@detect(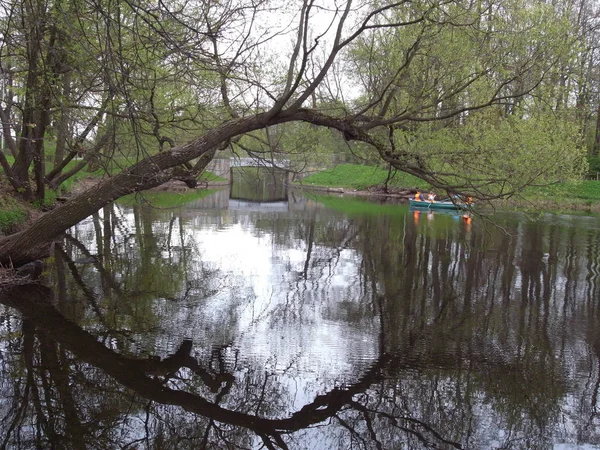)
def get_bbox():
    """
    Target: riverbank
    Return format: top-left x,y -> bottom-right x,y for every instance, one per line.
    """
295,164 -> 600,214
295,163 -> 428,193
0,186 -> 37,236
291,182 -> 418,199
0,170 -> 229,236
